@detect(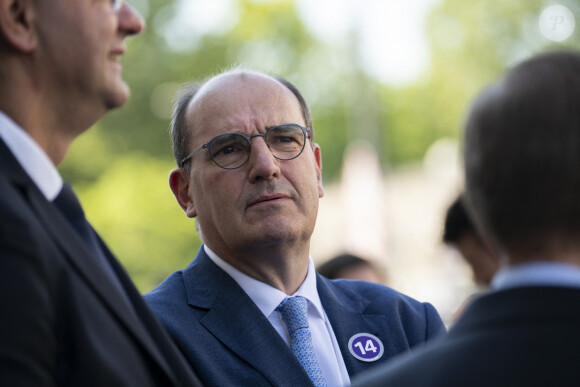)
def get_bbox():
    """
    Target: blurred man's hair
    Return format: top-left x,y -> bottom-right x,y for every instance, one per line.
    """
464,50 -> 580,256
